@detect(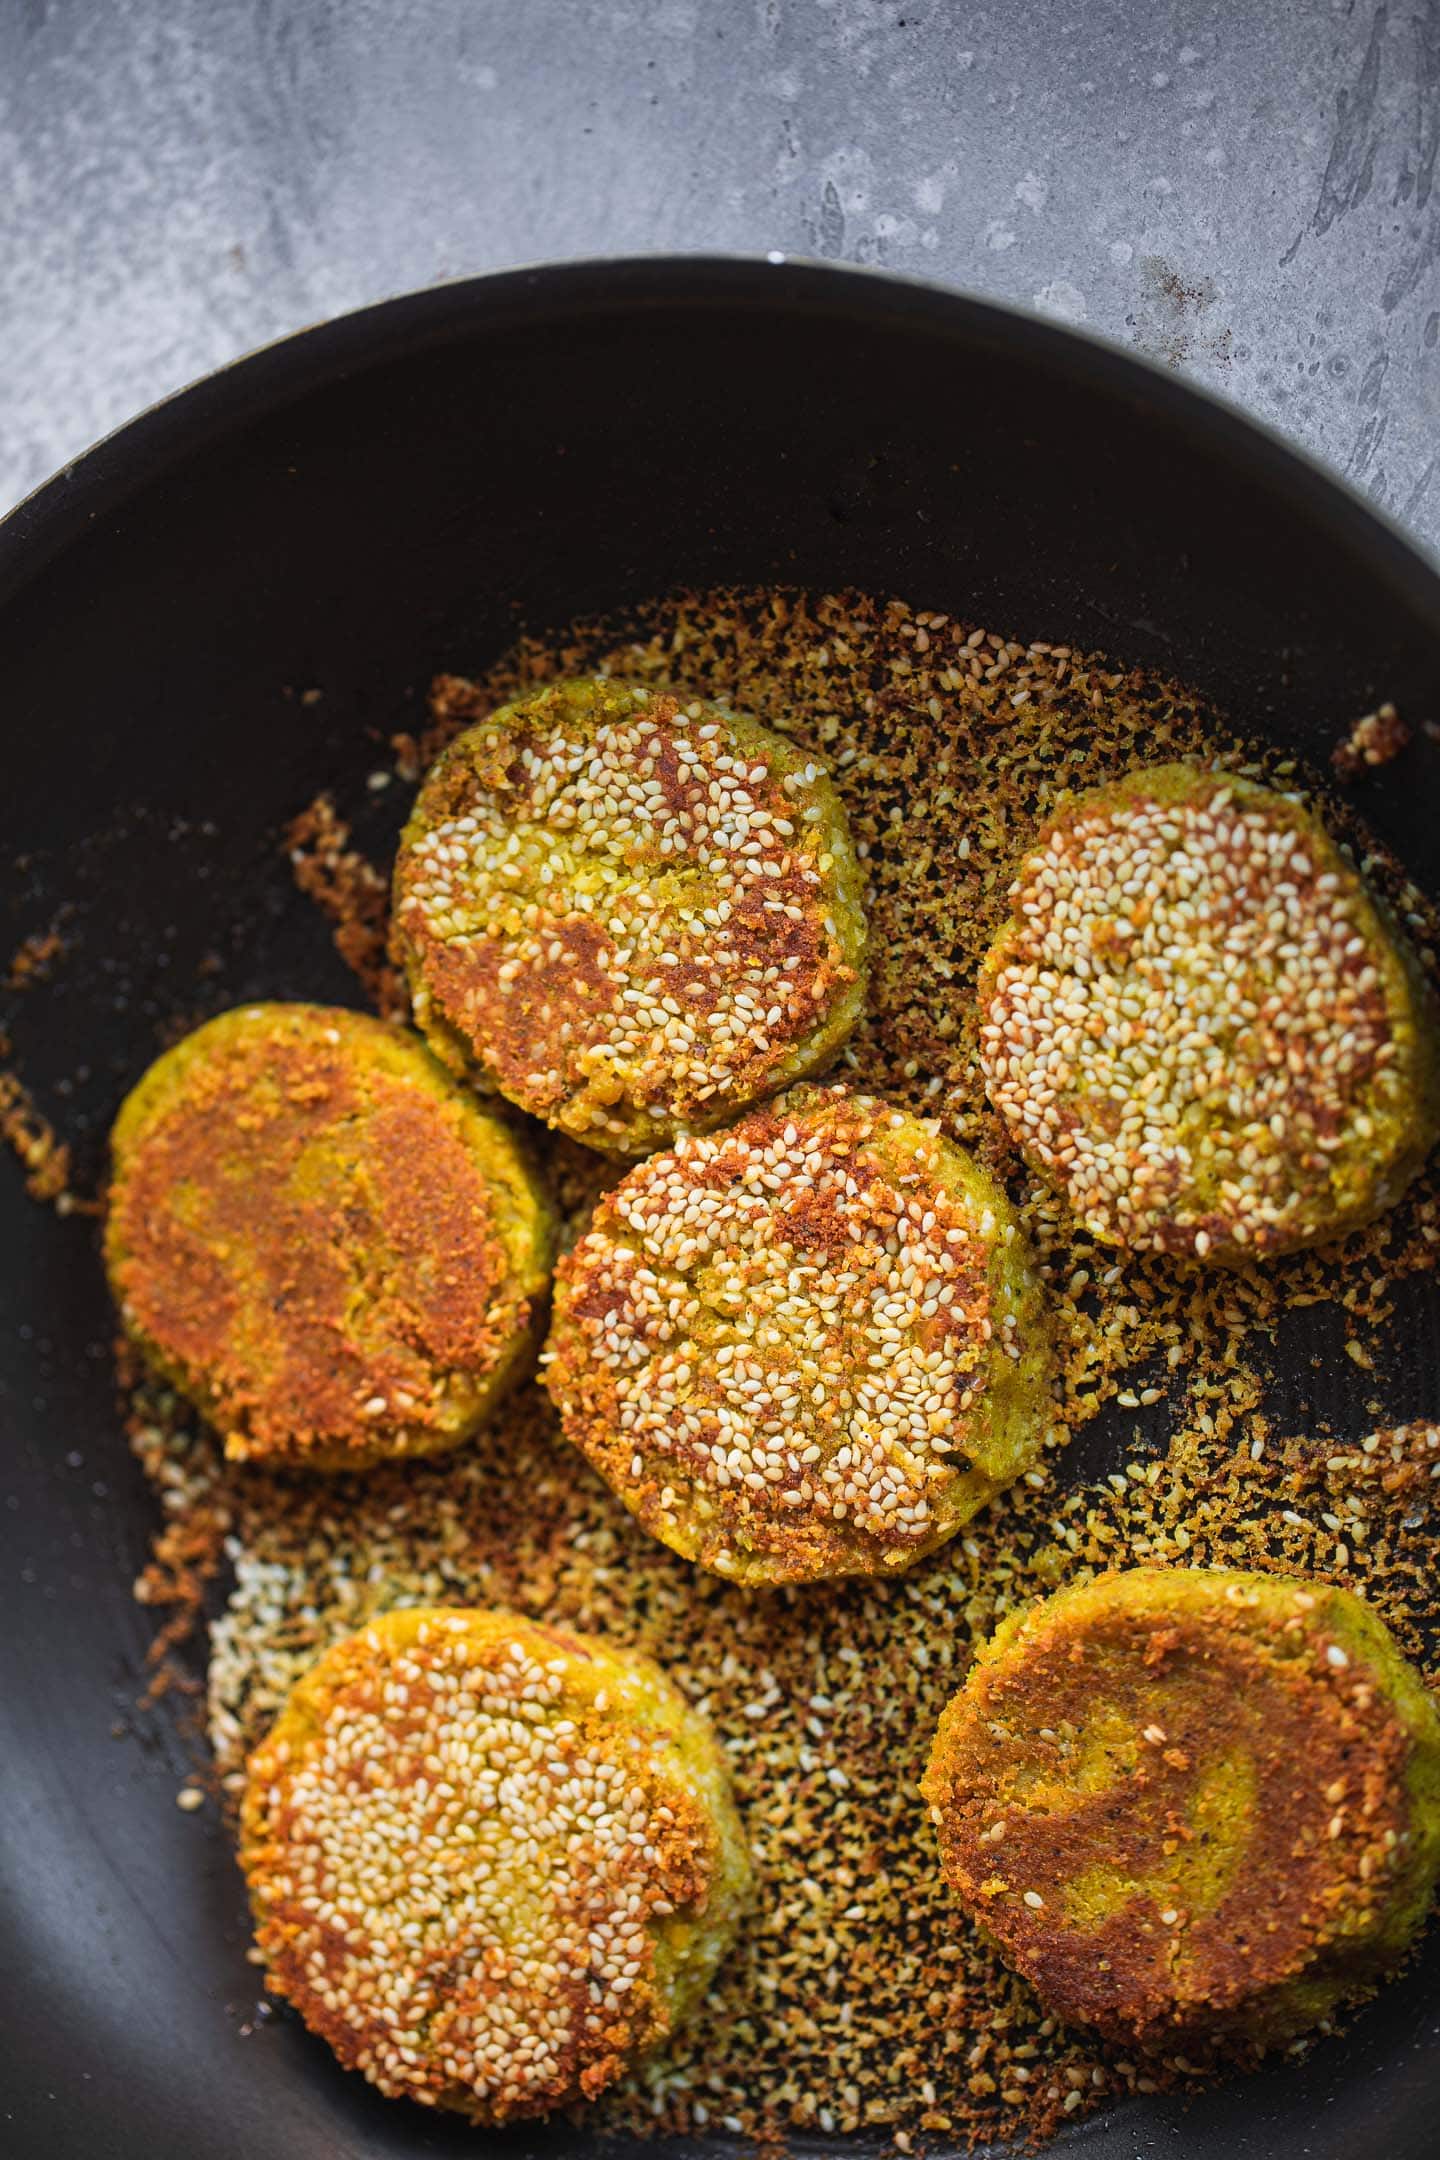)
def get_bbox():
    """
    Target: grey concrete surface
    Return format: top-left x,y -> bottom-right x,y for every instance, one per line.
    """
1,0 -> 1437,546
